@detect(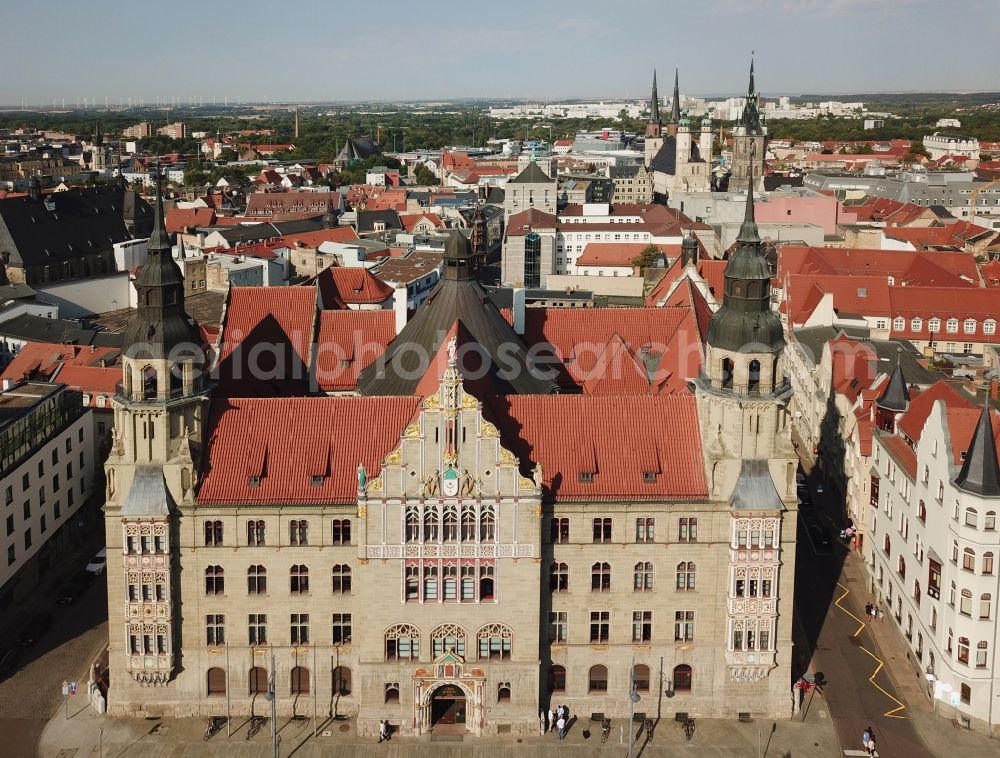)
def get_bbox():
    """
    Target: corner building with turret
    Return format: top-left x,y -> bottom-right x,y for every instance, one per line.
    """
103,176 -> 798,736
